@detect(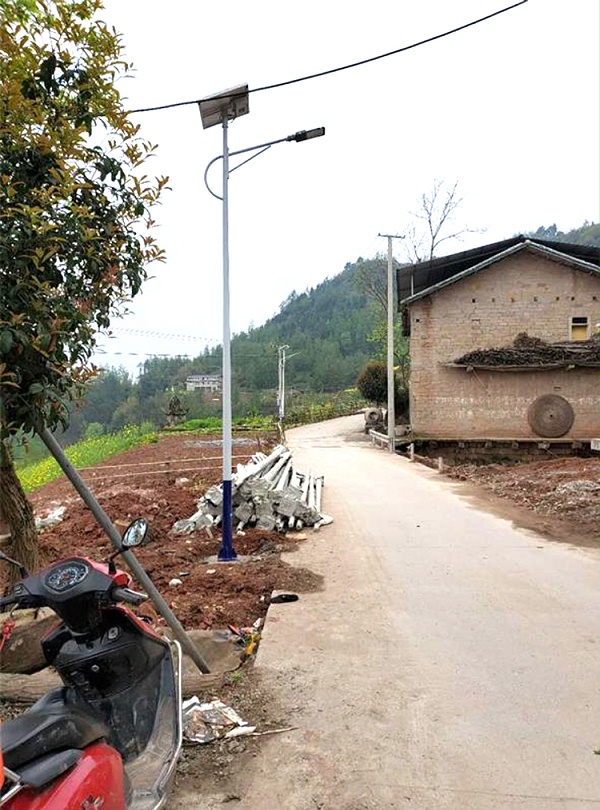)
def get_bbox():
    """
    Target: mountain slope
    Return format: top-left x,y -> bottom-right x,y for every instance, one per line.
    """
230,261 -> 377,392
